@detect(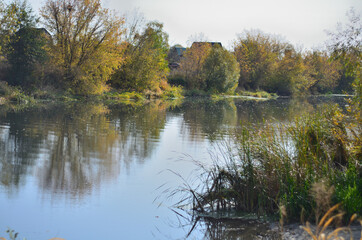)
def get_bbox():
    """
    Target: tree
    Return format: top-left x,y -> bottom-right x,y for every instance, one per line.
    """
41,0 -> 125,95
177,42 -> 212,89
327,8 -> 361,100
111,21 -> 169,93
303,51 -> 341,94
0,0 -> 38,56
264,45 -> 305,96
233,30 -> 282,90
7,27 -> 50,86
202,45 -> 240,93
